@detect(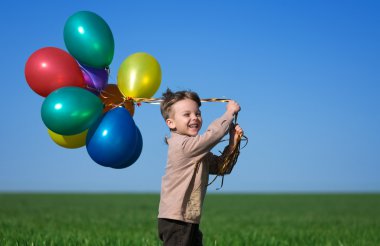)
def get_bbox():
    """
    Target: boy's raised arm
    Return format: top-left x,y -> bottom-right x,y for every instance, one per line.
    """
181,100 -> 241,158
